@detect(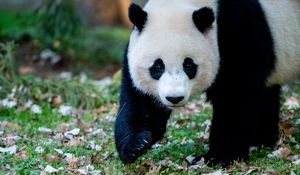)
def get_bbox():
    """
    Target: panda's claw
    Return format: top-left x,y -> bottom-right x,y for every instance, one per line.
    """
143,139 -> 149,144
